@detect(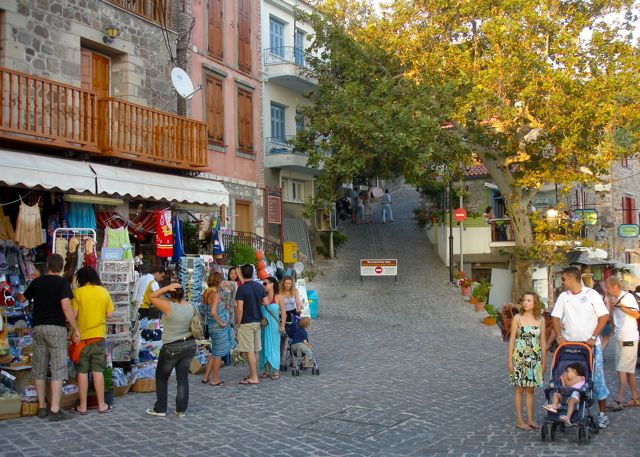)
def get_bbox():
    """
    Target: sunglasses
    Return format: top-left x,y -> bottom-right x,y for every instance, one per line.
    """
263,281 -> 269,286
